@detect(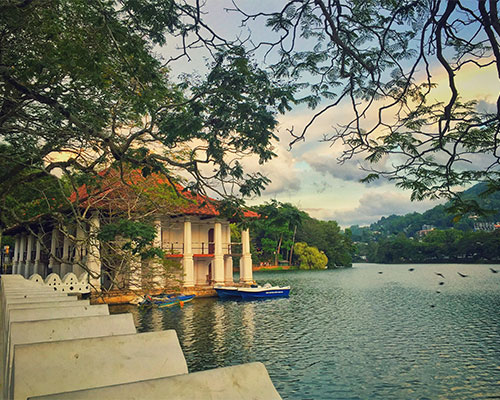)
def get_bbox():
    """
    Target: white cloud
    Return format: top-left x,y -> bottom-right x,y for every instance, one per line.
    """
301,149 -> 390,187
240,141 -> 301,196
